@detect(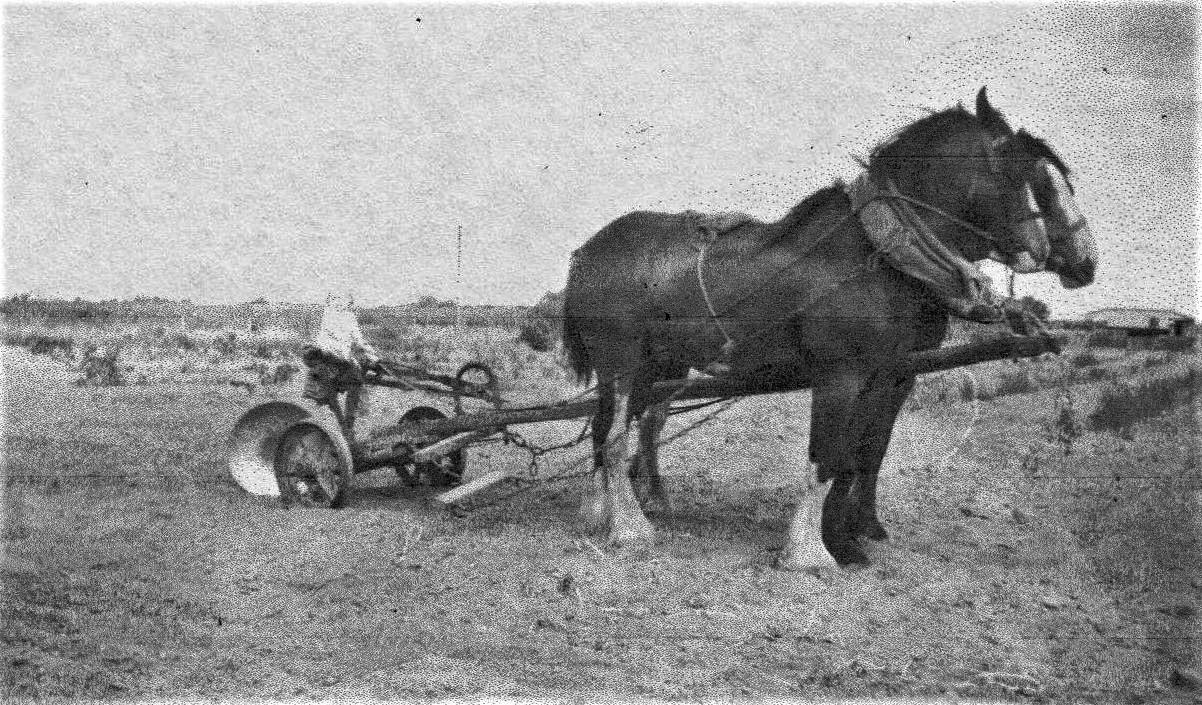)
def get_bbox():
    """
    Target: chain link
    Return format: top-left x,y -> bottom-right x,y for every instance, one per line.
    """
499,419 -> 594,478
450,395 -> 739,513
